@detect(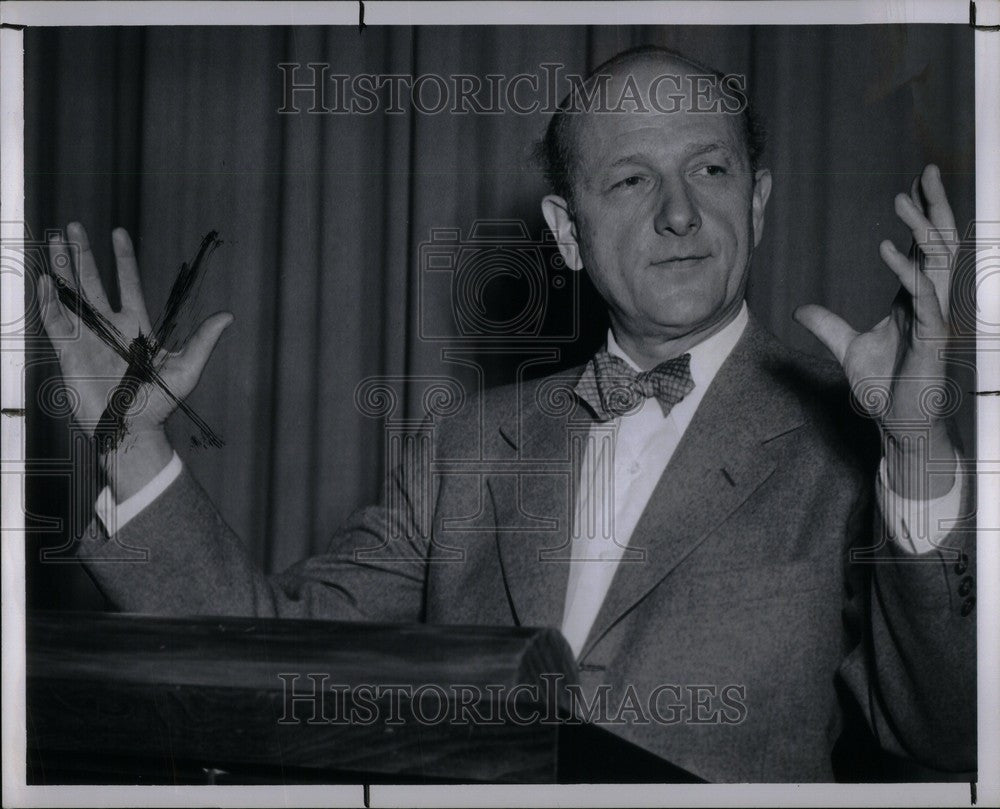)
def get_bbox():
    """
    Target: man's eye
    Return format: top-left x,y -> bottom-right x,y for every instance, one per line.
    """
695,165 -> 727,177
613,175 -> 647,190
